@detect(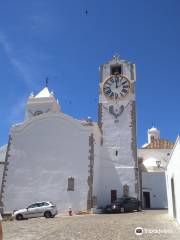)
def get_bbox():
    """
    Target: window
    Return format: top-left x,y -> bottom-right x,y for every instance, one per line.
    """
111,65 -> 122,75
115,150 -> 118,156
150,135 -> 155,142
34,110 -> 43,116
43,202 -> 49,206
67,177 -> 75,191
27,203 -> 39,208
